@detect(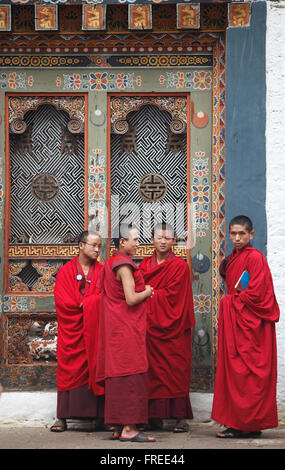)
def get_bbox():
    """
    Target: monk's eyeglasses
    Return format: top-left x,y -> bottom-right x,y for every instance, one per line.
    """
83,242 -> 101,248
